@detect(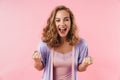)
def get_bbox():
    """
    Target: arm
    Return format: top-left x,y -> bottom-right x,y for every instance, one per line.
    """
33,41 -> 48,71
77,39 -> 92,72
34,60 -> 44,71
78,64 -> 88,72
